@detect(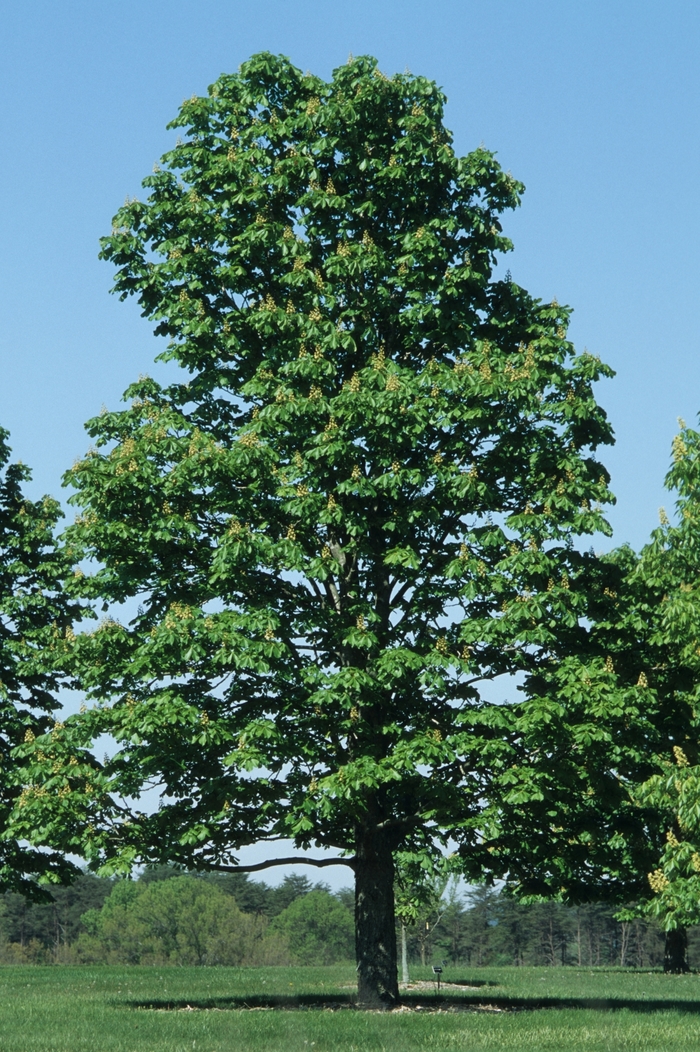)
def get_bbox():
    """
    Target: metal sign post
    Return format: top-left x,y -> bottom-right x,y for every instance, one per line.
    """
432,965 -> 443,993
